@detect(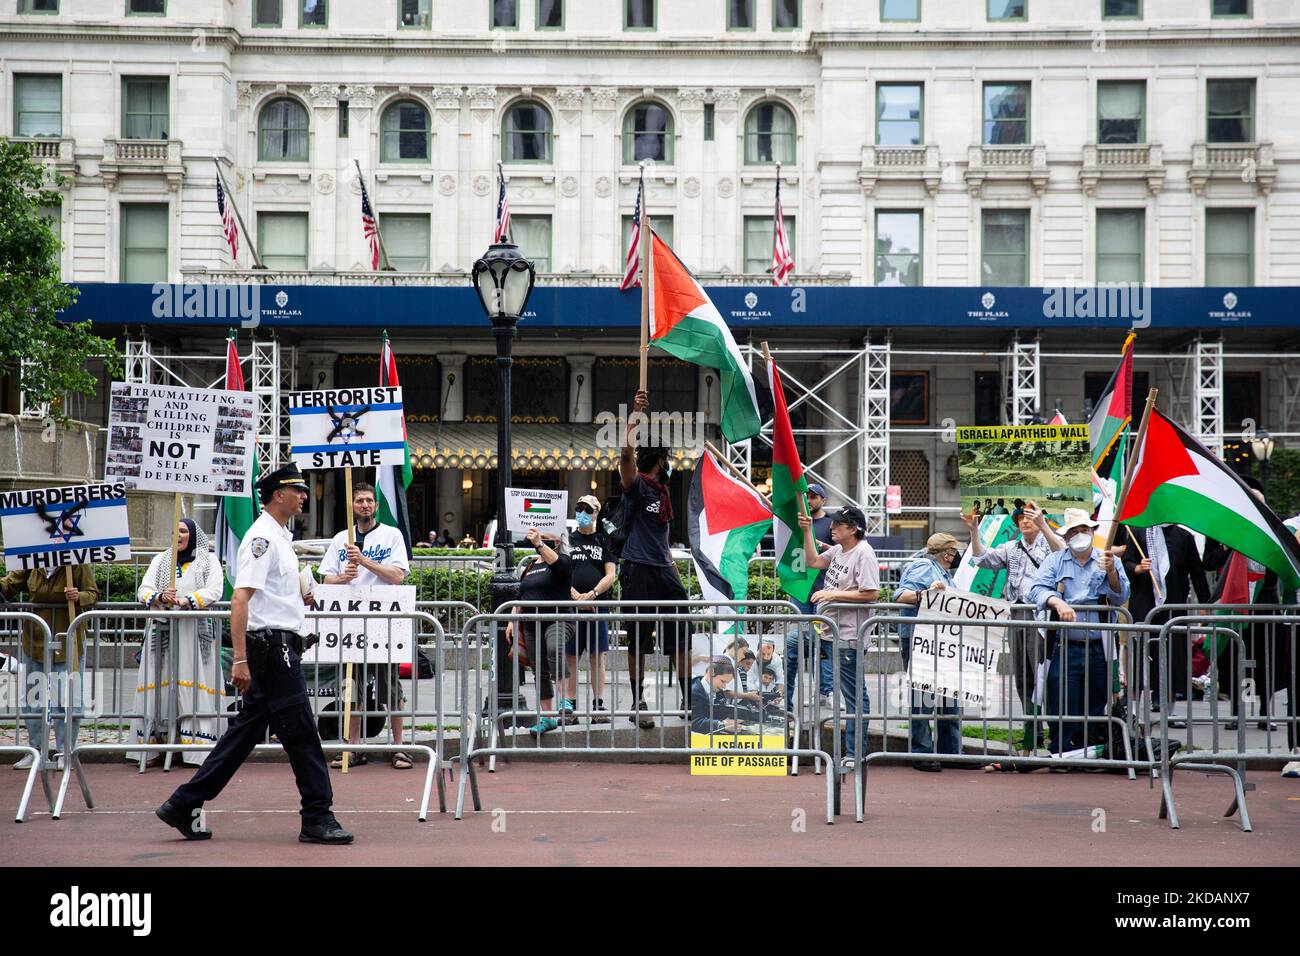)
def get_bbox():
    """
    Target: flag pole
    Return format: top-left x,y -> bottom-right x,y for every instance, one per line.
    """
355,159 -> 395,271
214,159 -> 264,269
341,466 -> 356,773
704,441 -> 772,509
1104,388 -> 1158,550
761,341 -> 808,520
771,163 -> 781,282
639,202 -> 652,394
